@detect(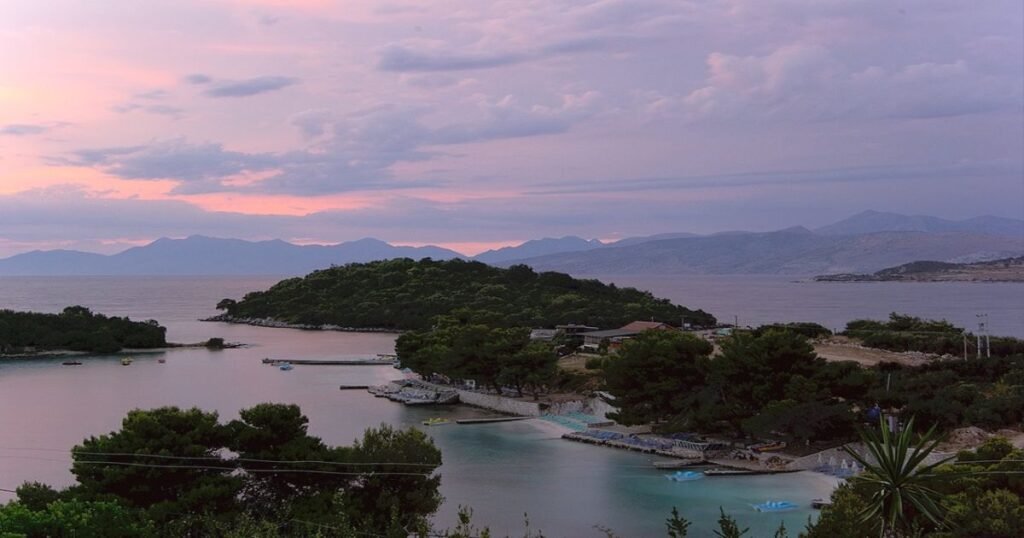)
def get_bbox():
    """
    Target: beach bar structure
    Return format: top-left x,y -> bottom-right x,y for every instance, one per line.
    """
581,321 -> 677,350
